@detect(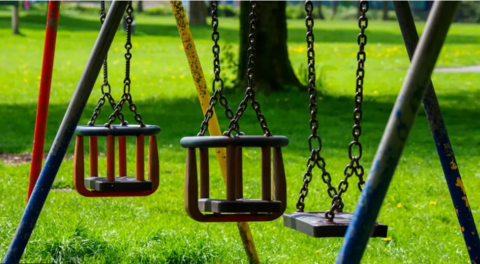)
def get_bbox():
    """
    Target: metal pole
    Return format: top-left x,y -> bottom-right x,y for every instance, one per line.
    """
170,2 -> 260,263
393,2 -> 480,262
27,1 -> 61,201
336,2 -> 460,263
3,2 -> 128,263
